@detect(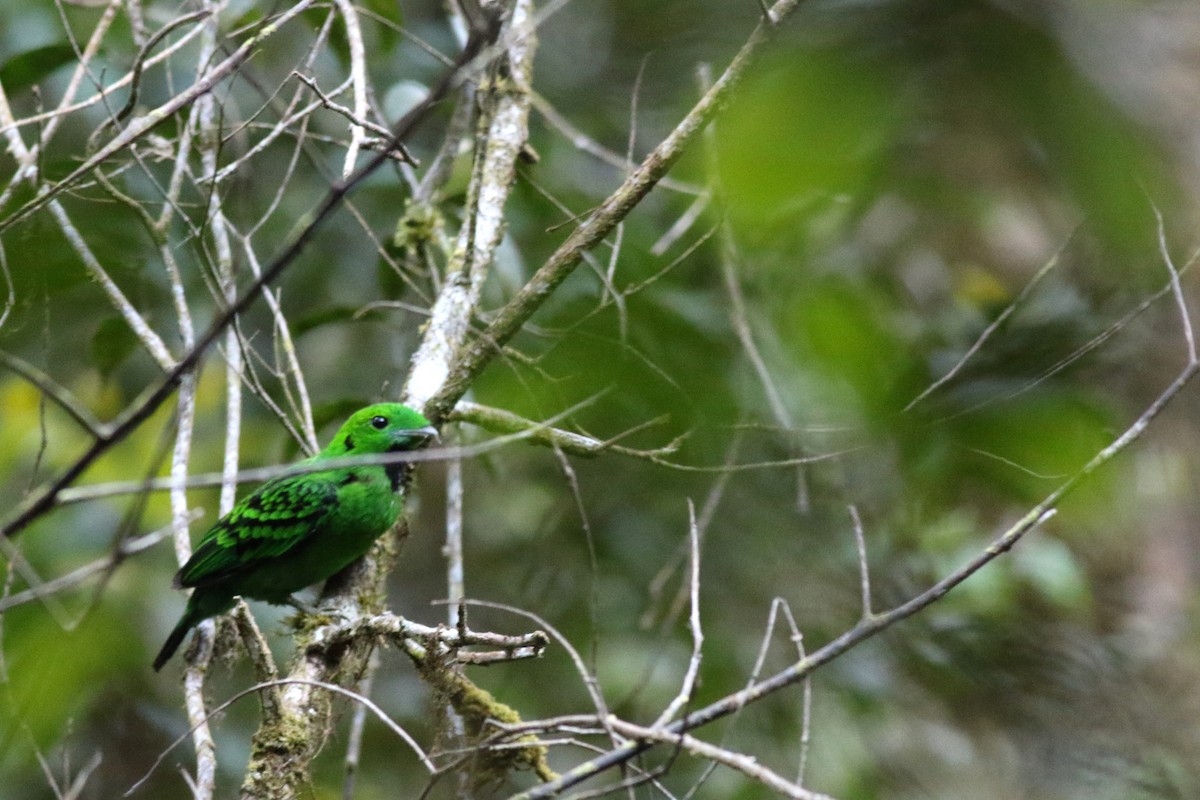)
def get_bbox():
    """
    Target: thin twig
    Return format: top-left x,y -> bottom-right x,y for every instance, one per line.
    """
125,678 -> 437,796
0,519 -> 184,612
454,599 -> 612,722
653,501 -> 704,727
445,431 -> 466,626
530,92 -> 702,196
550,447 -> 609,731
0,11 -> 204,152
55,395 -> 609,504
48,201 -> 176,369
1150,201 -> 1198,364
425,0 -> 811,421
903,234 -> 1070,412
1,2 -> 320,232
607,719 -> 836,800
342,650 -> 379,800
404,0 -> 536,409
332,0 -> 369,175
294,72 -> 416,165
0,14 -> 495,541
0,351 -> 106,437
515,277 -> 1200,796
847,505 -> 872,620
0,237 -> 13,331
448,400 -> 680,458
